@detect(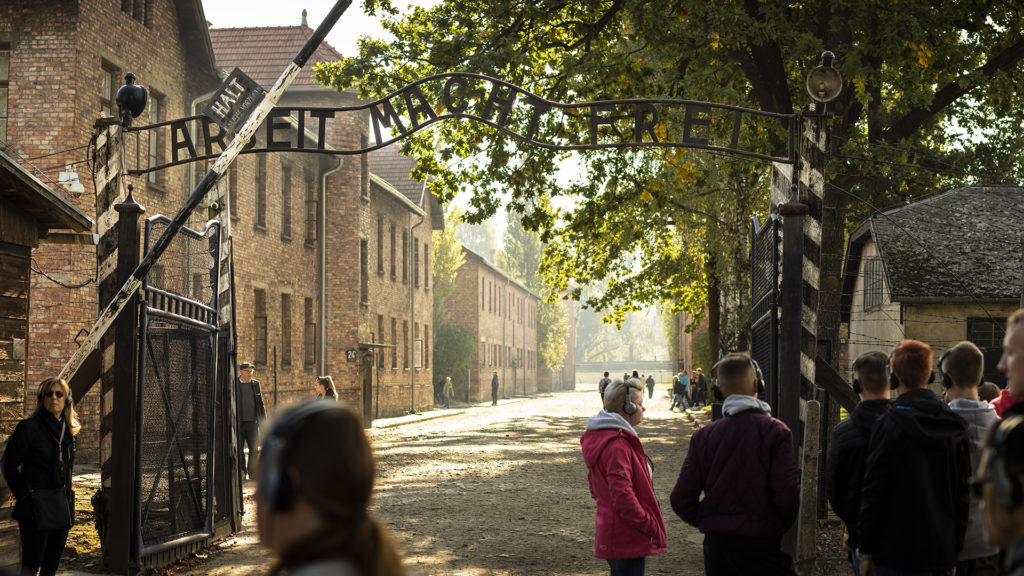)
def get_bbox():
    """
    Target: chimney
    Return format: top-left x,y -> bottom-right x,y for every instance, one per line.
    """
301,9 -> 308,27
